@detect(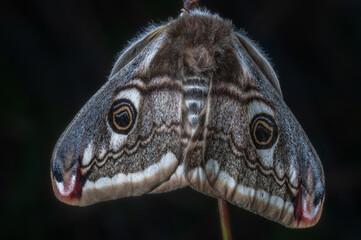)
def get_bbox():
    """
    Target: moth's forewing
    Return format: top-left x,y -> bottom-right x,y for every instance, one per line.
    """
181,12 -> 325,228
50,25 -> 186,206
